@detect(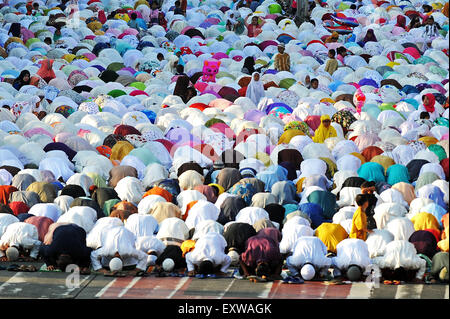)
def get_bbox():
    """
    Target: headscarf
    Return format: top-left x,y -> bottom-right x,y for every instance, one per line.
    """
217,197 -> 245,226
8,201 -> 30,216
193,185 -> 217,203
173,75 -> 191,103
0,186 -> 18,205
312,115 -> 337,144
363,29 -> 377,43
9,23 -> 21,37
325,32 -> 339,43
37,59 -> 56,83
143,187 -> 173,203
396,15 -> 406,28
13,70 -> 31,90
357,162 -> 386,183
246,72 -> 265,105
271,181 -> 298,205
178,170 -> 205,190
150,202 -> 182,224
108,165 -> 138,188
423,93 -> 436,113
242,57 -> 255,74
216,168 -> 242,191
11,174 -> 36,191
386,164 -> 410,186
391,182 -> 416,205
